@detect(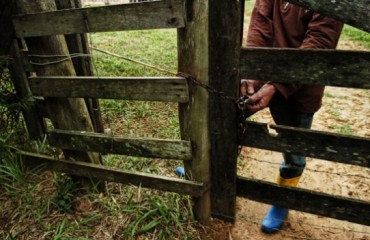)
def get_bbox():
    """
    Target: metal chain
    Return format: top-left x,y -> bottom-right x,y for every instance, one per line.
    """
176,72 -> 248,154
176,72 -> 237,101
